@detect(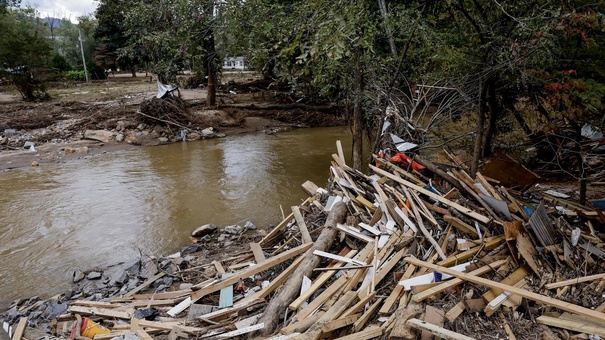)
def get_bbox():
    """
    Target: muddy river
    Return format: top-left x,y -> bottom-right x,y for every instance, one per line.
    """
0,126 -> 352,308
